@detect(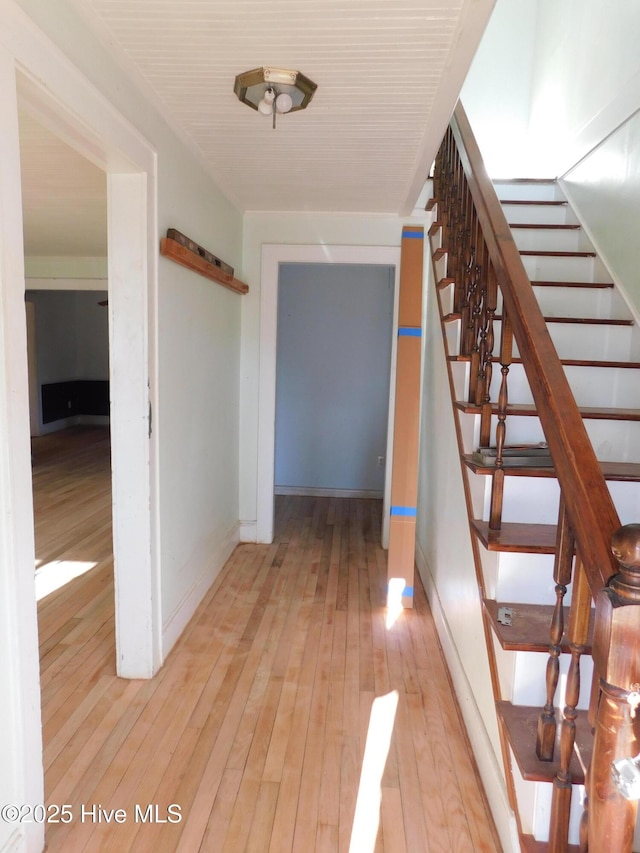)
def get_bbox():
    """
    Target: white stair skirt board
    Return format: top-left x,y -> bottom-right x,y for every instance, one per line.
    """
274,486 -> 383,499
415,540 -> 521,853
